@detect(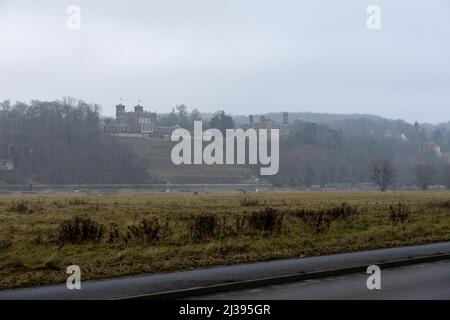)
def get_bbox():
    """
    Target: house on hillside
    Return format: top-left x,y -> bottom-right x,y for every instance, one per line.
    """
425,141 -> 442,158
